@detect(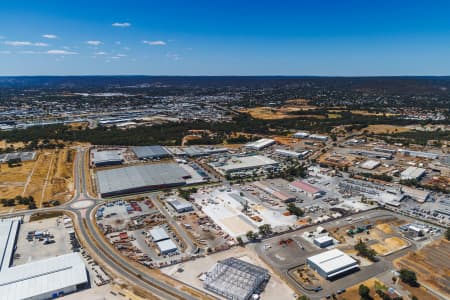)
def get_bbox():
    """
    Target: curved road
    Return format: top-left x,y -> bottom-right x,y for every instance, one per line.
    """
1,148 -> 201,300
